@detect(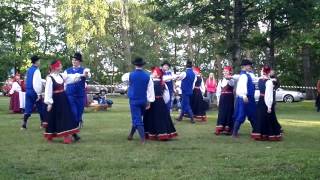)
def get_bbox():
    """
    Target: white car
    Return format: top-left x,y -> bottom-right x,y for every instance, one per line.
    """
255,88 -> 305,103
